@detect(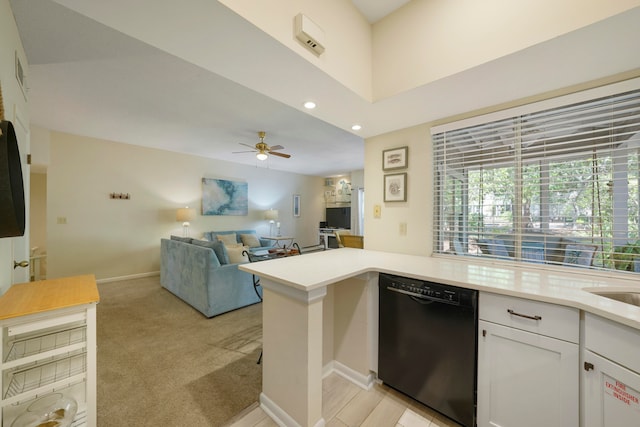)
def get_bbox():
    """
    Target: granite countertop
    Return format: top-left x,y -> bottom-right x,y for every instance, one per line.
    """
239,248 -> 640,330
